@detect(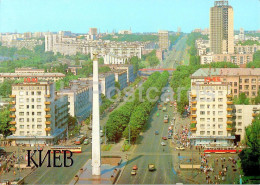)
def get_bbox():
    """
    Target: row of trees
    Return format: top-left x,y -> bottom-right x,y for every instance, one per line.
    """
246,50 -> 260,68
141,50 -> 160,67
105,71 -> 169,142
